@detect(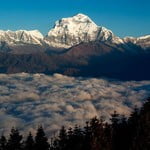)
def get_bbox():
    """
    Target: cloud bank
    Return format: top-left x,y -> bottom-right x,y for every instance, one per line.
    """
0,73 -> 150,136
